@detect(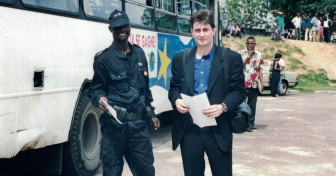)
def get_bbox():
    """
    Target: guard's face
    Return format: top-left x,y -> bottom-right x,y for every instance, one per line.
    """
246,39 -> 256,51
191,21 -> 216,48
110,24 -> 130,43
